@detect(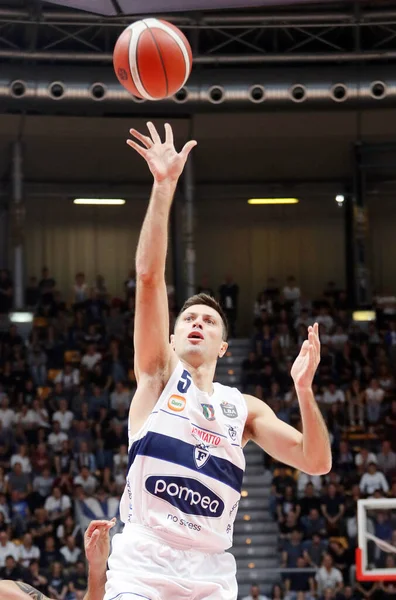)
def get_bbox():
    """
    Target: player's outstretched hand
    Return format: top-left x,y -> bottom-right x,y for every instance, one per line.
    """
291,323 -> 321,391
84,518 -> 116,570
127,122 -> 197,184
